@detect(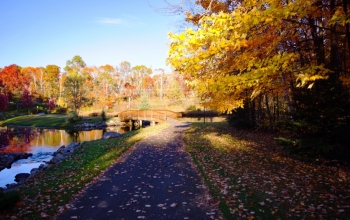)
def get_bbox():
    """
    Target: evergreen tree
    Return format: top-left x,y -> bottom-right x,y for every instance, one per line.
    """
138,95 -> 151,110
168,80 -> 183,105
281,75 -> 350,155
